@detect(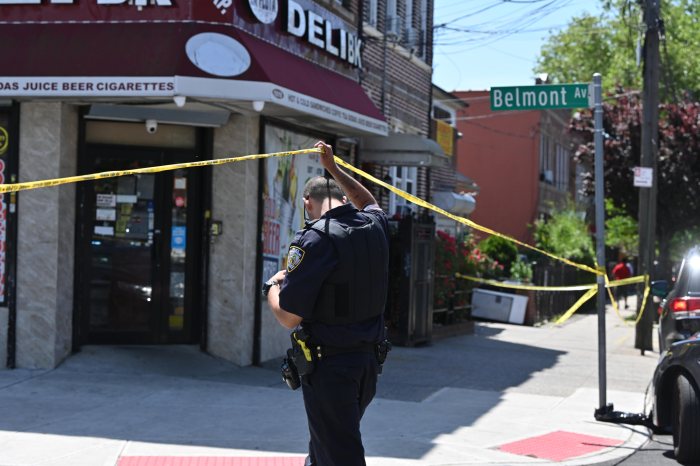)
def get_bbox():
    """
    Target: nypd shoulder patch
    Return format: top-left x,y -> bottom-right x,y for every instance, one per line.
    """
287,246 -> 305,272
